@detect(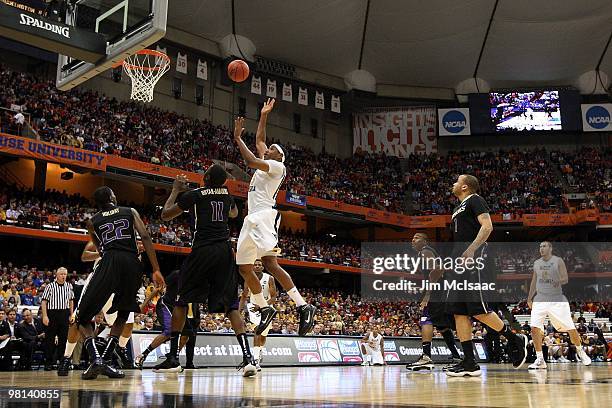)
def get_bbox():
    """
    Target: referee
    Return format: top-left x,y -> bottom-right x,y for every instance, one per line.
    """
41,267 -> 74,371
